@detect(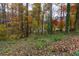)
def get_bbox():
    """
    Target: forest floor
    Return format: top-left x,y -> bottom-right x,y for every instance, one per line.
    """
0,32 -> 79,56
